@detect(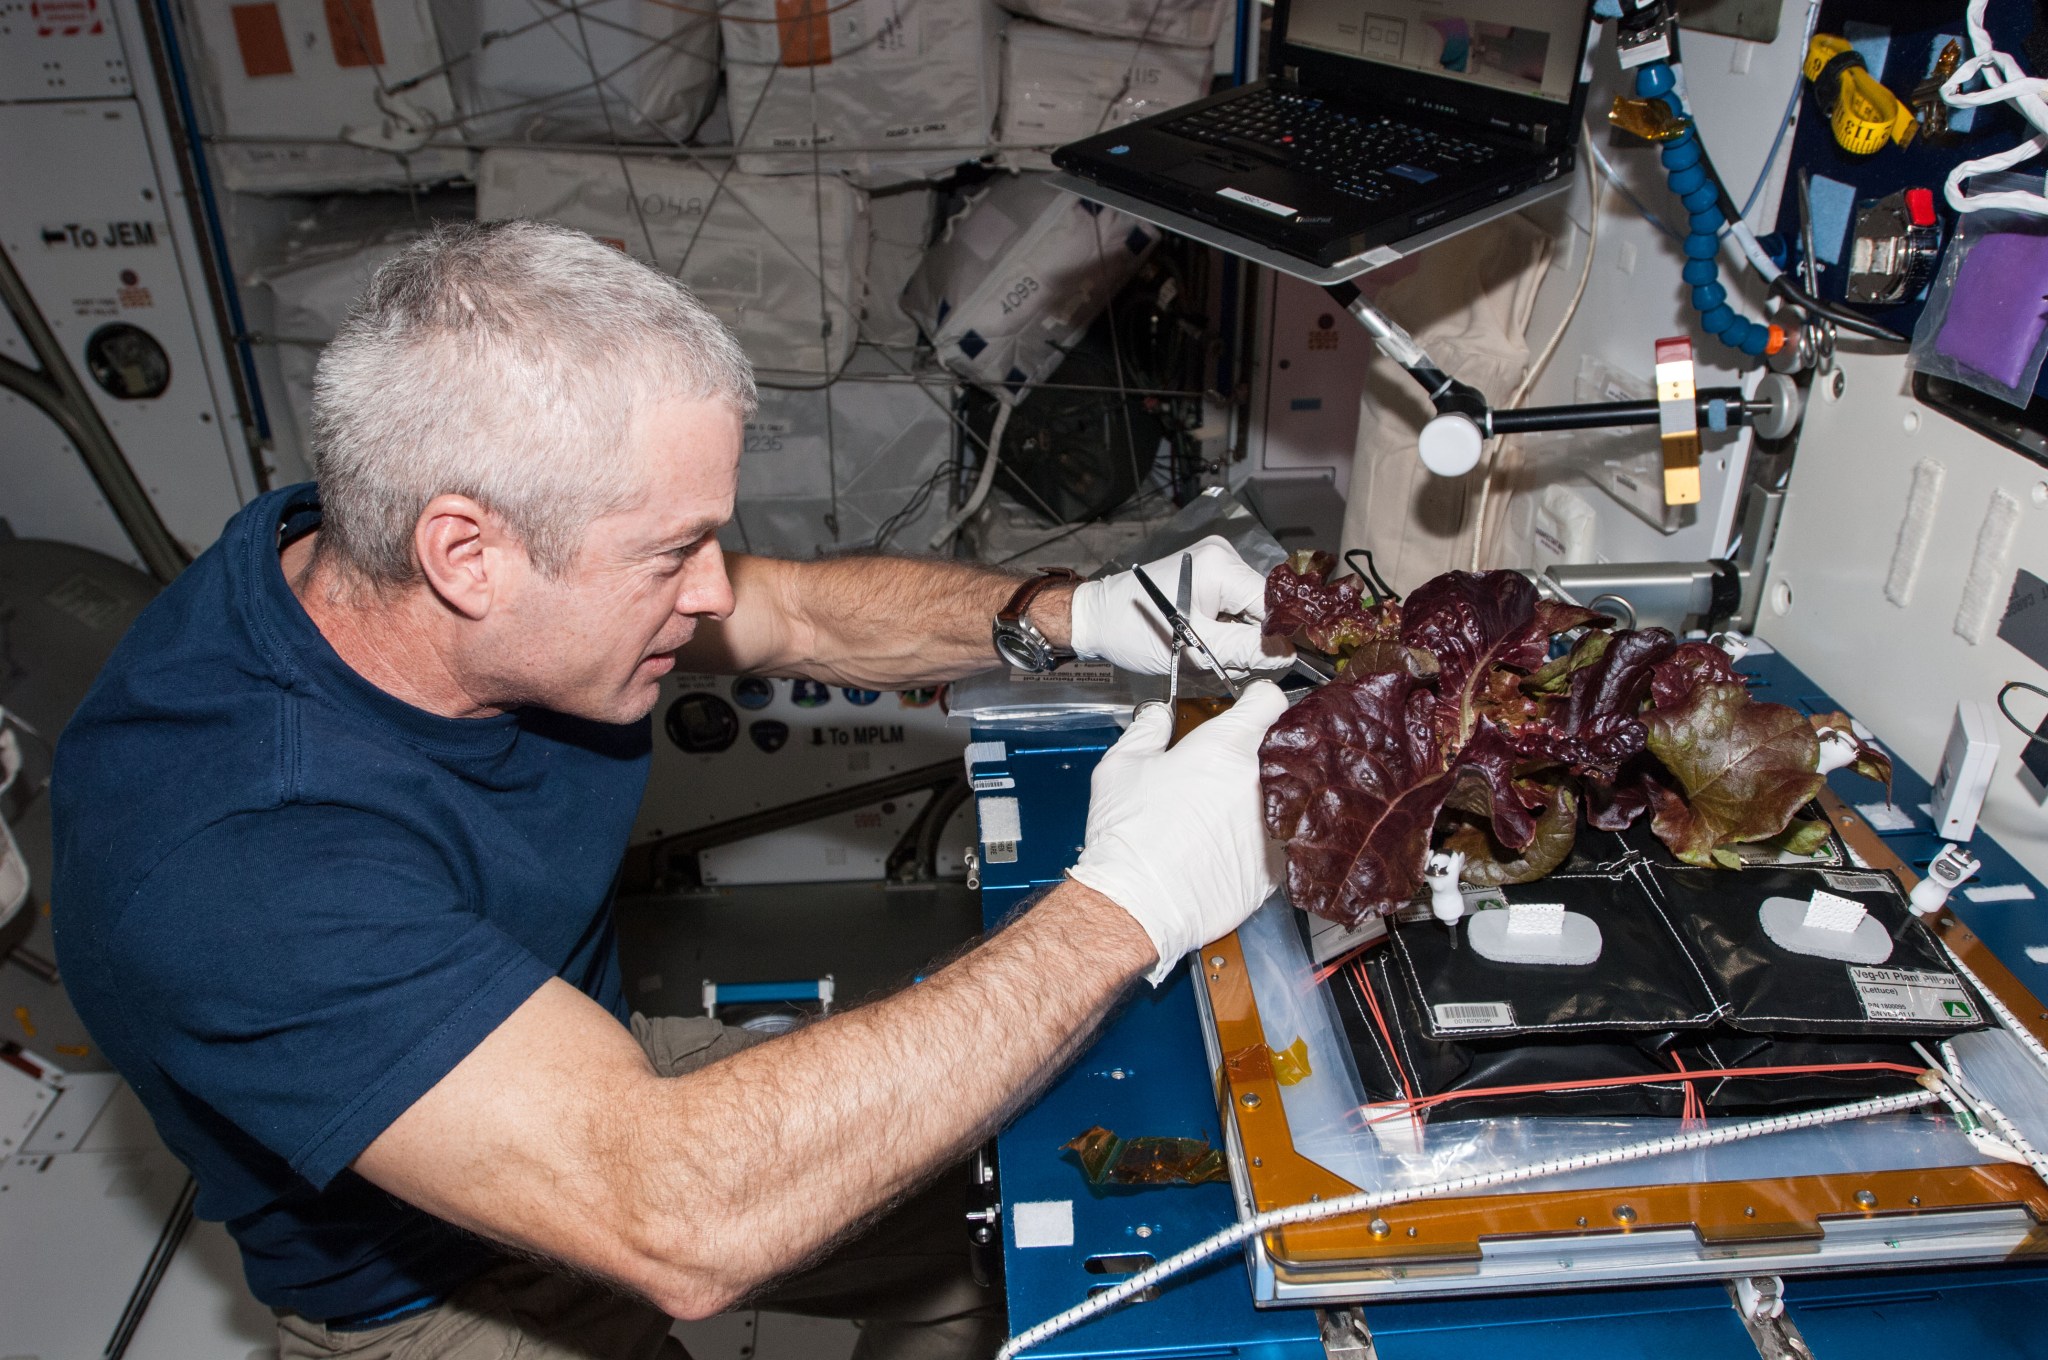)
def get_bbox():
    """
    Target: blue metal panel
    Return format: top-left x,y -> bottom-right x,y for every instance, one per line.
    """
1785,1266 -> 2048,1356
1364,1283 -> 1759,1360
981,651 -> 2048,1356
980,725 -> 1322,1359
